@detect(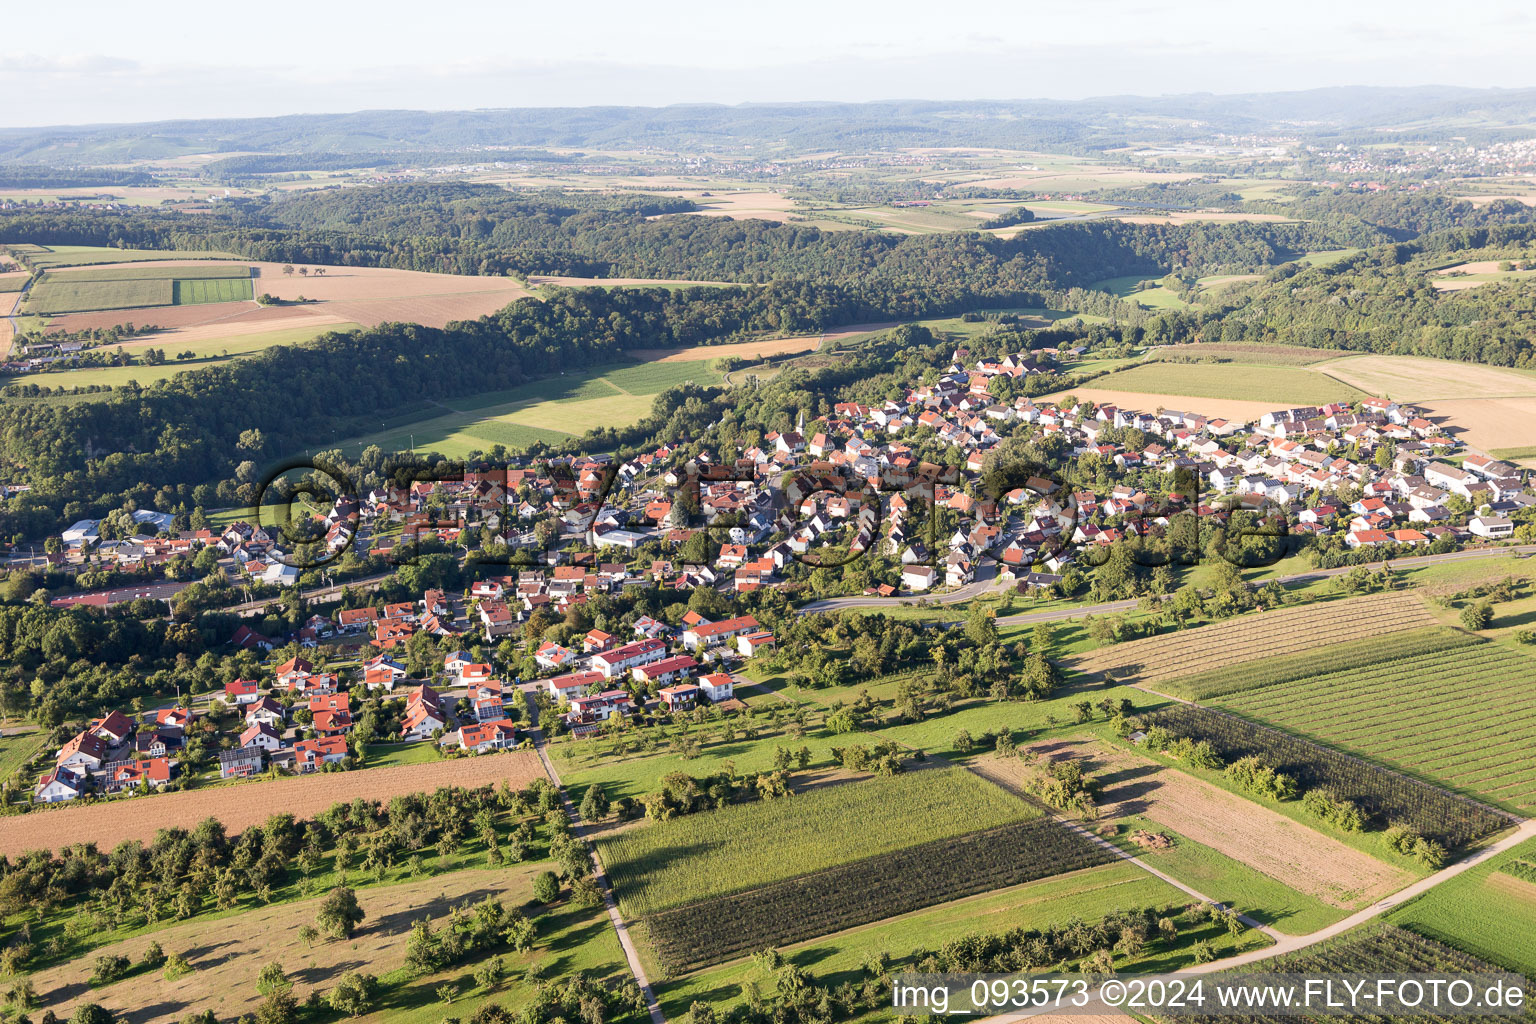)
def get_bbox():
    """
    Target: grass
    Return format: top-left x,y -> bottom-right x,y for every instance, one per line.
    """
1159,626 -> 1483,701
364,741 -> 444,768
1387,836 -> 1536,975
0,732 -> 44,784
1090,360 -> 1369,404
0,275 -> 28,293
597,768 -> 1033,917
1209,639 -> 1536,814
655,862 -> 1270,1021
1104,816 -> 1350,935
8,243 -> 242,269
330,357 -> 721,459
1491,445 -> 1536,460
23,277 -> 170,314
1299,248 -> 1362,267
0,322 -> 361,391
23,266 -> 253,314
172,276 -> 254,304
1091,275 -> 1191,309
